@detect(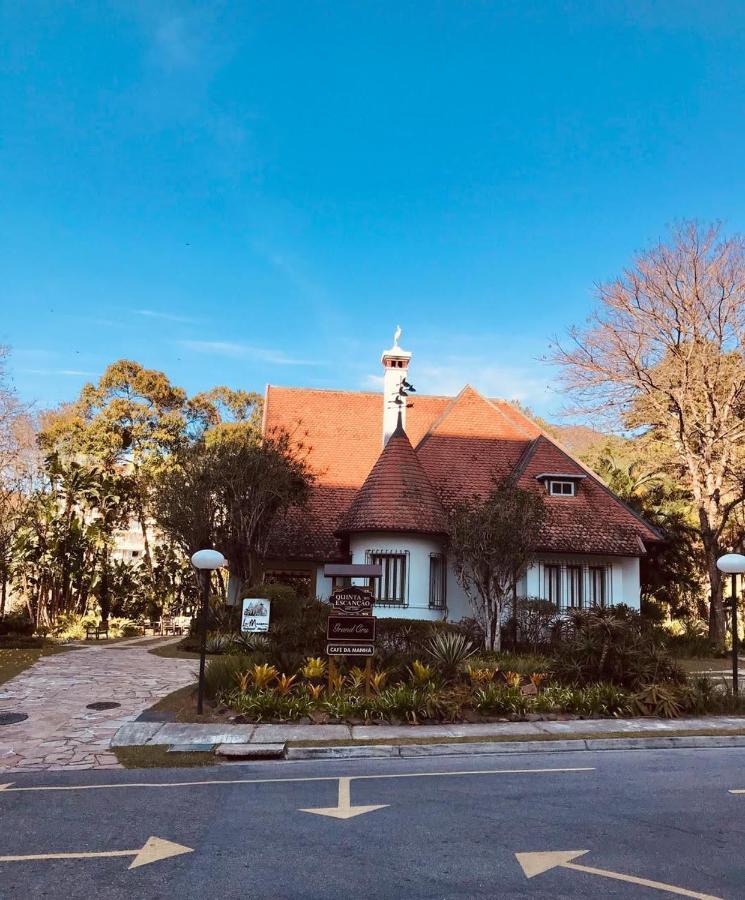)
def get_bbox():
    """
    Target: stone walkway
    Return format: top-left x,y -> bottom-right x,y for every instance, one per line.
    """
0,637 -> 197,772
